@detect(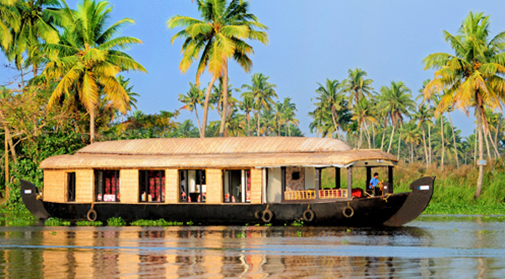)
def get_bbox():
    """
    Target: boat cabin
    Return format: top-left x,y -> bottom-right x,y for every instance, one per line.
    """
39,137 -> 398,206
